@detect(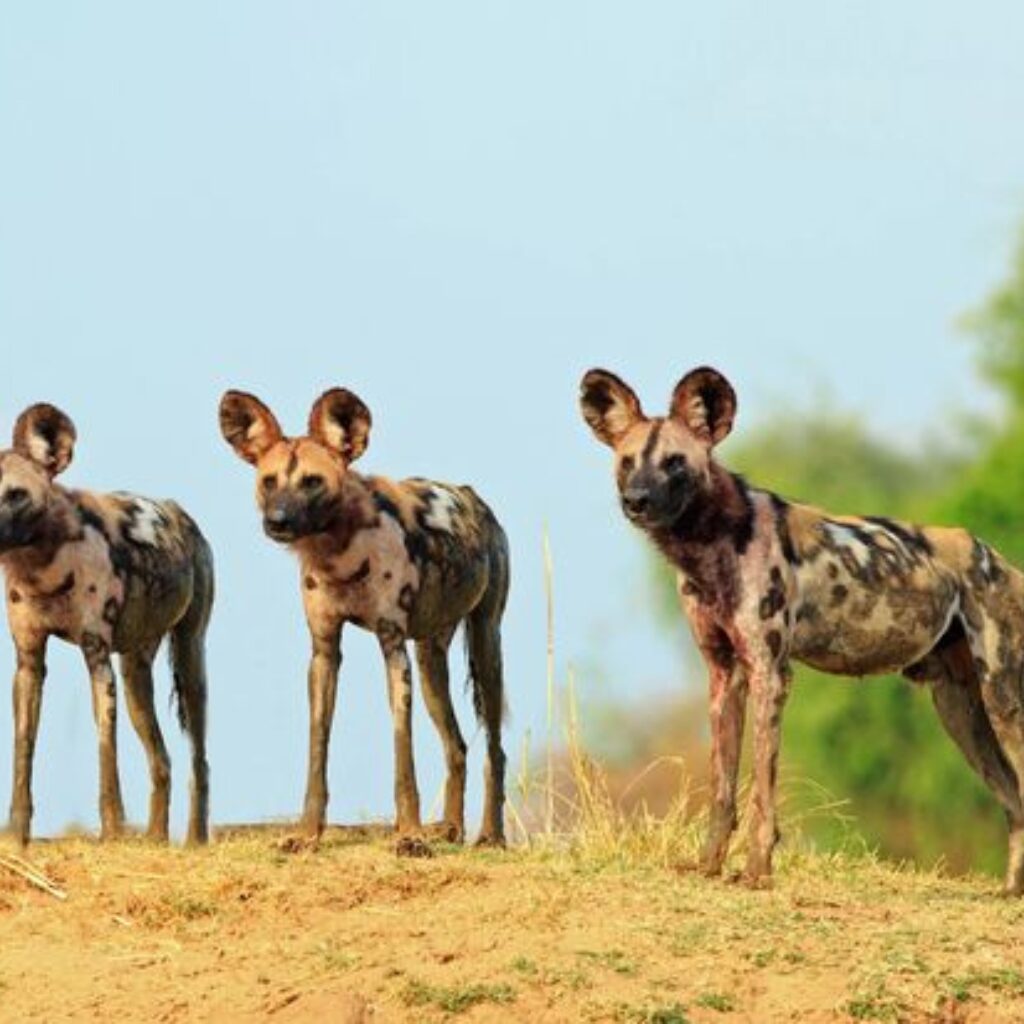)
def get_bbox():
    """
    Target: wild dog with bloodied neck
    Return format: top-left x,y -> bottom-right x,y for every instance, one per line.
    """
0,404 -> 213,847
219,388 -> 510,851
581,366 -> 1024,894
